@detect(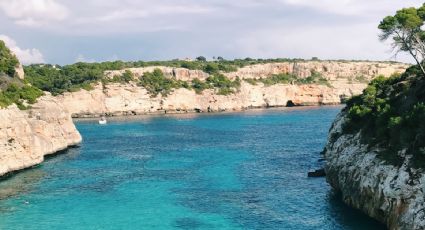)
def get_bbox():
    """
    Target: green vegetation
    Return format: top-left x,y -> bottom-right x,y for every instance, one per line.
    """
338,3 -> 425,168
205,74 -> 241,95
245,71 -> 330,87
107,70 -> 134,83
0,40 -> 19,77
0,39 -> 44,109
378,3 -> 425,76
25,63 -> 103,95
342,65 -> 425,167
138,69 -> 240,96
0,83 -> 44,109
138,69 -> 189,97
23,57 -> 392,97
